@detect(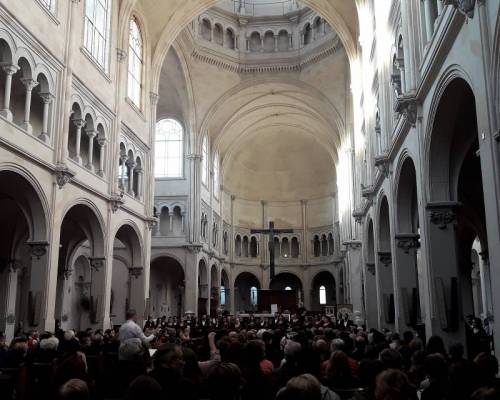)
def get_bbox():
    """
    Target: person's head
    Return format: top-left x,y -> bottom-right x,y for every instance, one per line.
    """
448,342 -> 464,360
379,348 -> 403,370
329,350 -> 351,378
126,309 -> 137,322
59,379 -> 90,400
284,340 -> 302,361
153,343 -> 184,372
424,353 -> 448,382
182,347 -> 201,377
242,340 -> 265,369
276,374 -> 322,400
426,336 -> 446,356
207,362 -> 242,400
330,338 -> 345,353
474,352 -> 499,381
375,369 -> 416,400
40,335 -> 59,351
126,375 -> 162,400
